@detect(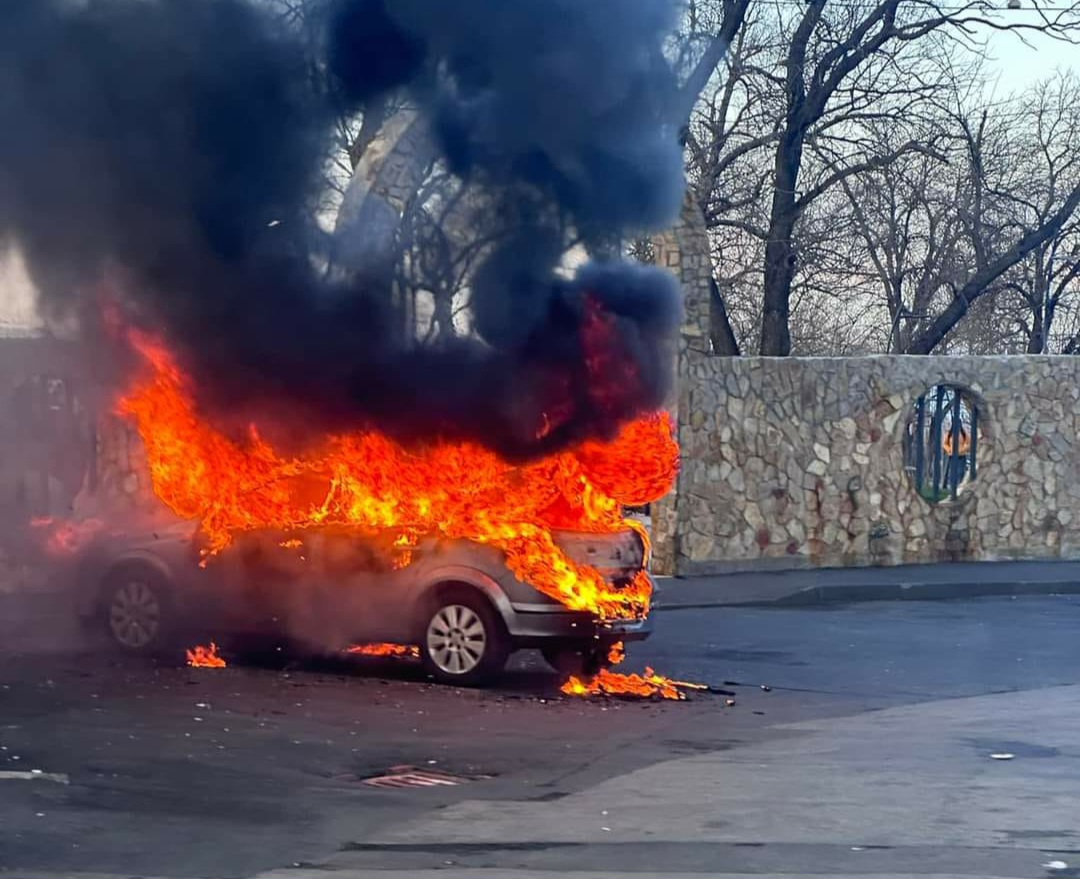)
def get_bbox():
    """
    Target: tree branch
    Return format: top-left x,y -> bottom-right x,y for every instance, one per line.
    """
909,181 -> 1080,353
796,141 -> 946,211
676,0 -> 753,126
